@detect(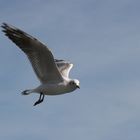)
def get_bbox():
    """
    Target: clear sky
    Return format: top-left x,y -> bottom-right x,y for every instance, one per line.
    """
1,0 -> 140,140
